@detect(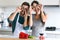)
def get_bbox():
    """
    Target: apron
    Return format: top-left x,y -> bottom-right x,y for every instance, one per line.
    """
13,15 -> 29,37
